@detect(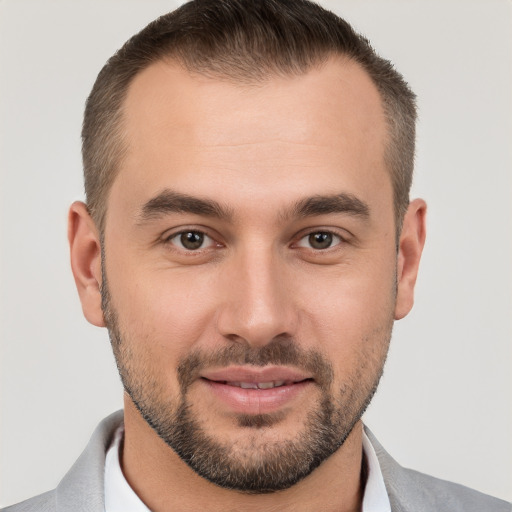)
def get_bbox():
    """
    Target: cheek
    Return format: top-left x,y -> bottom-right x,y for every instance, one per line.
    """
294,261 -> 396,362
300,259 -> 396,319
106,258 -> 220,363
